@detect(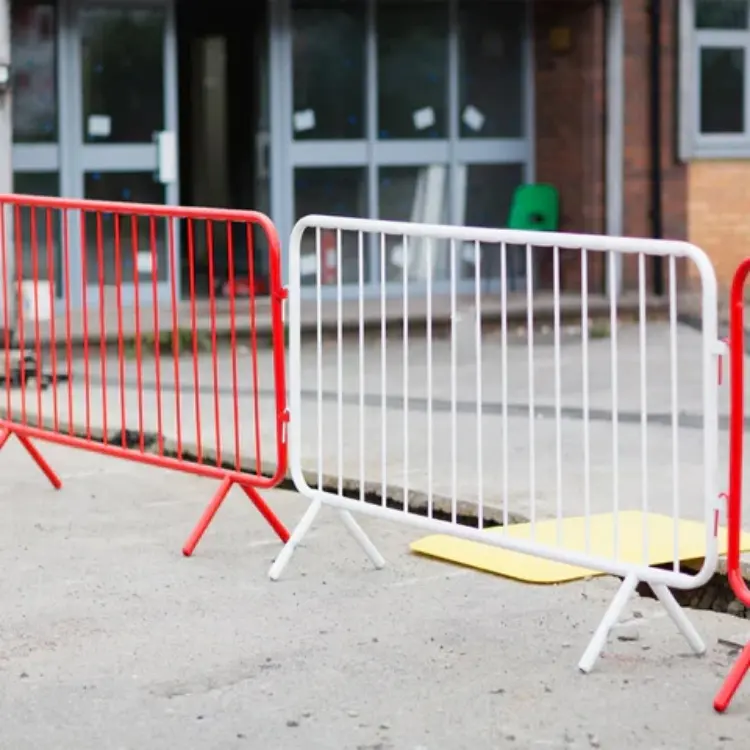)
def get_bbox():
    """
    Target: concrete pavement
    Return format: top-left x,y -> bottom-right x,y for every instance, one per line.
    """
2,319 -> 731,529
0,439 -> 748,748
